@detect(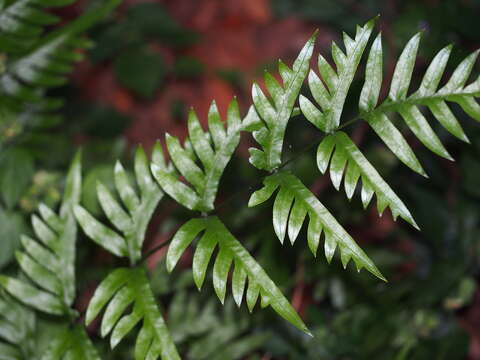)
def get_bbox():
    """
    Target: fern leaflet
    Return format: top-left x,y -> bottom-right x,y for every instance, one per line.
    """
0,0 -> 121,102
299,18 -> 375,133
86,267 -> 180,360
151,99 -> 241,212
40,325 -> 100,360
249,171 -> 385,281
316,131 -> 418,228
0,0 -> 121,146
0,0 -> 75,53
248,31 -> 316,171
359,33 -> 480,175
0,290 -> 36,359
0,151 -> 81,316
74,146 -> 163,264
166,216 -> 310,335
